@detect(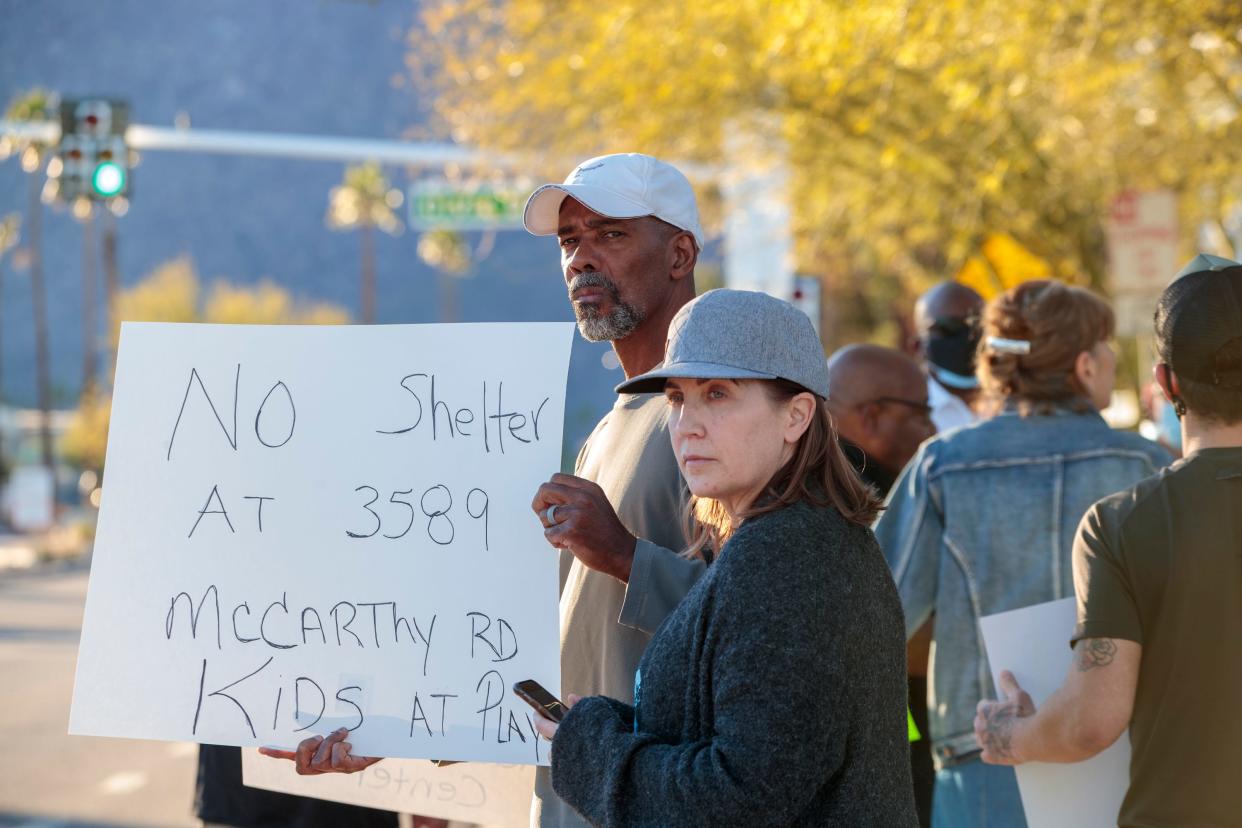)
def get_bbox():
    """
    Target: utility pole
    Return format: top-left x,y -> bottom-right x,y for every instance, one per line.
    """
81,202 -> 98,396
101,207 -> 120,383
0,214 -> 17,482
29,165 -> 53,474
